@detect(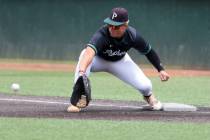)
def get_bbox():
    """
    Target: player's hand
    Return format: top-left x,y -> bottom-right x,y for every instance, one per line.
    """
79,70 -> 85,76
159,70 -> 170,81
